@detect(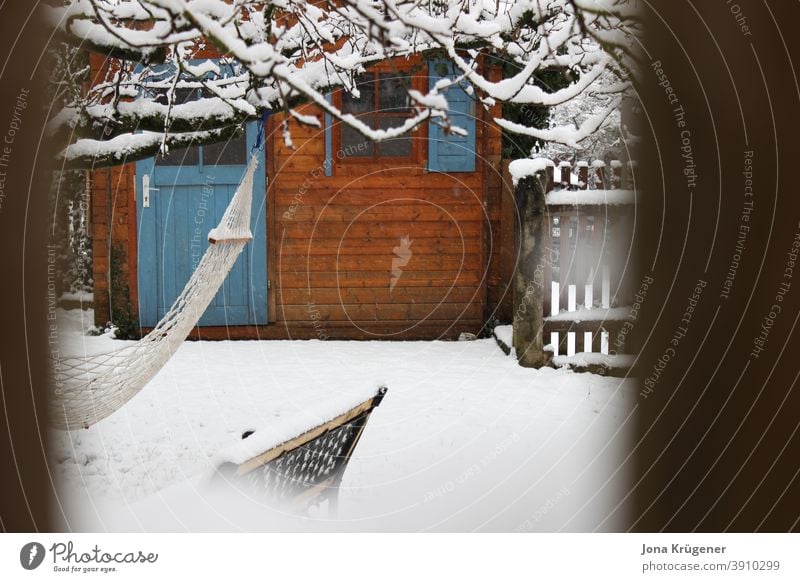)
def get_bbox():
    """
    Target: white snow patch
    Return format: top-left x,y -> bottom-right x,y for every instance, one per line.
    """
51,308 -> 636,532
508,158 -> 554,185
552,353 -> 635,369
212,385 -> 380,467
546,189 -> 635,206
59,291 -> 94,303
493,324 -> 513,349
408,89 -> 448,111
546,306 -> 631,322
289,109 -> 322,128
